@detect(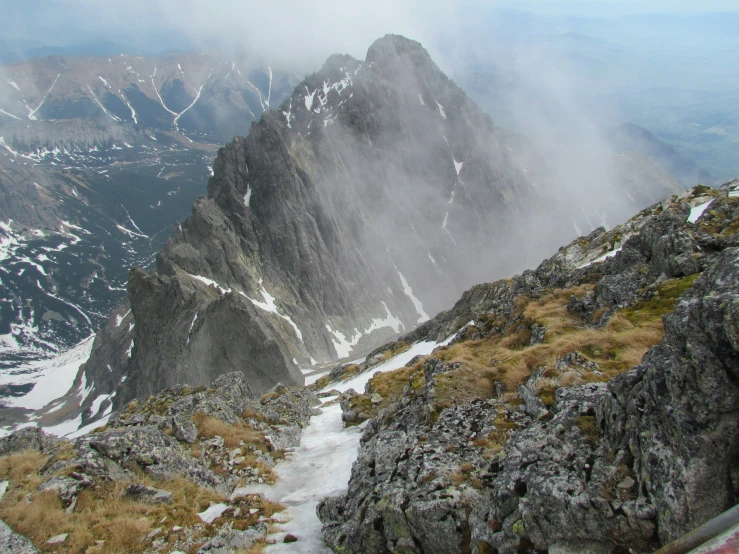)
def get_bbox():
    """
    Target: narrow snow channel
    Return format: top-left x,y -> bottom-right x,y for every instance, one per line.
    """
233,339 -> 450,552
